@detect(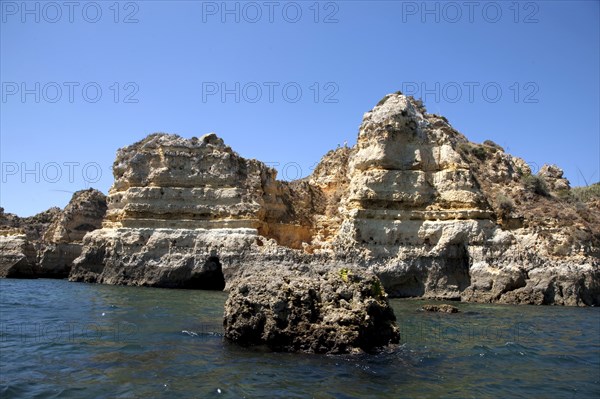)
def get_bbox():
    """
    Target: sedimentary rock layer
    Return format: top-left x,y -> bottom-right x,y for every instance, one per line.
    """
0,189 -> 106,278
0,235 -> 37,278
69,93 -> 600,305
